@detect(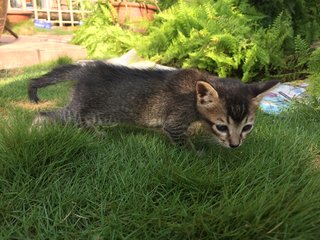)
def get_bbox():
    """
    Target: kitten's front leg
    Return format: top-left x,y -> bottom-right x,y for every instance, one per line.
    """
163,122 -> 195,151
